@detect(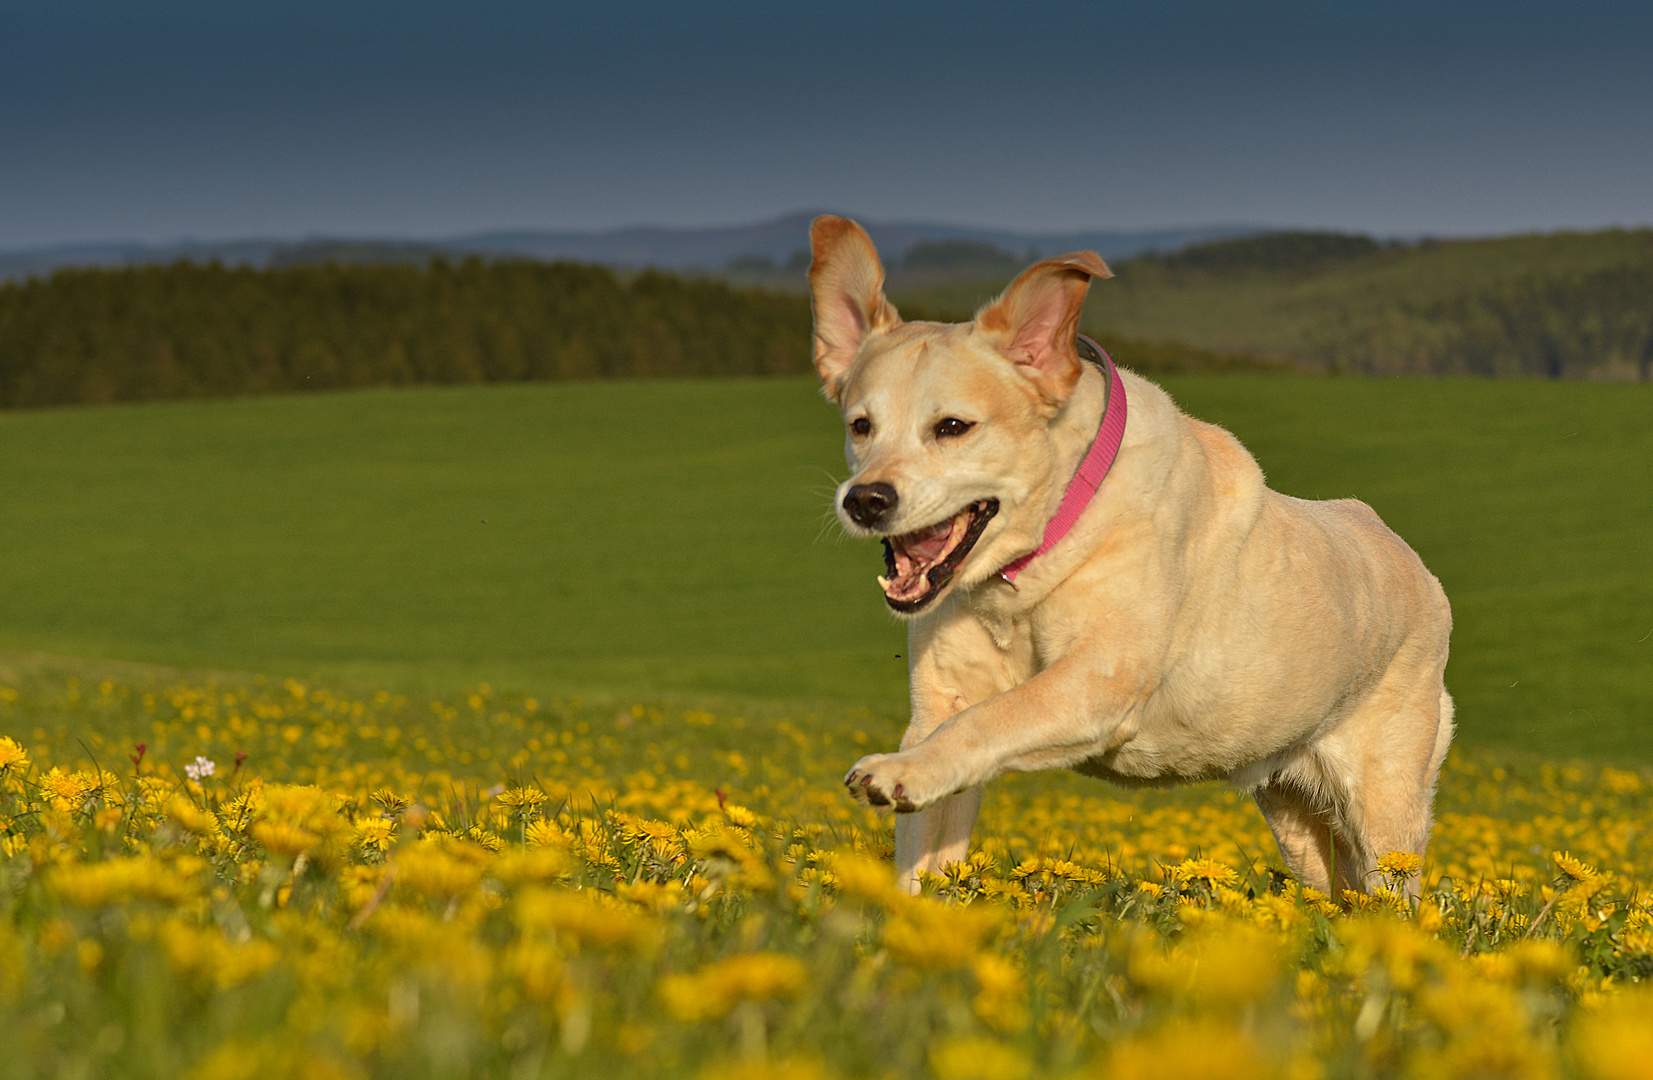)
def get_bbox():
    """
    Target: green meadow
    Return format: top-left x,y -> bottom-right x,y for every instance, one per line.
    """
1,373 -> 1649,757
